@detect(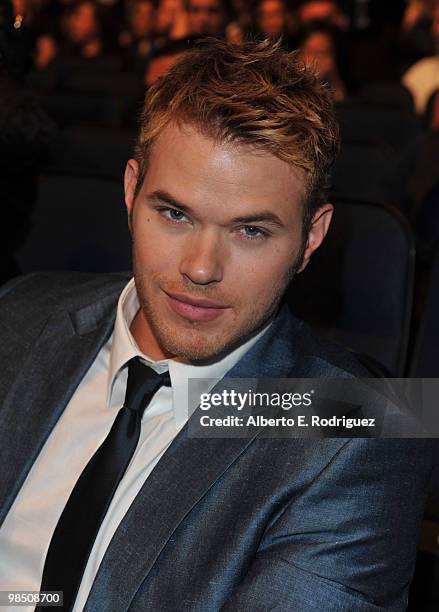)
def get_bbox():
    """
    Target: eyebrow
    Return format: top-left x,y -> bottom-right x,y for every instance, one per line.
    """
146,189 -> 287,229
147,190 -> 193,215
